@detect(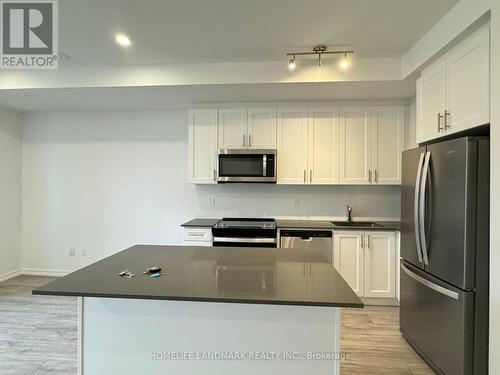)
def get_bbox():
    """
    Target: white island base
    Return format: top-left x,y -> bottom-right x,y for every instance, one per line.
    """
78,297 -> 341,375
